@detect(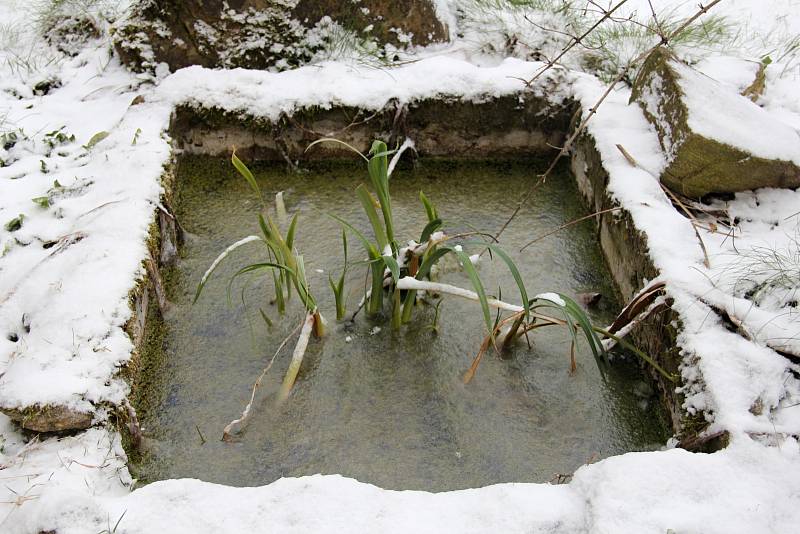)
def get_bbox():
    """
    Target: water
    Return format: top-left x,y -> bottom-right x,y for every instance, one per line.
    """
132,157 -> 669,491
